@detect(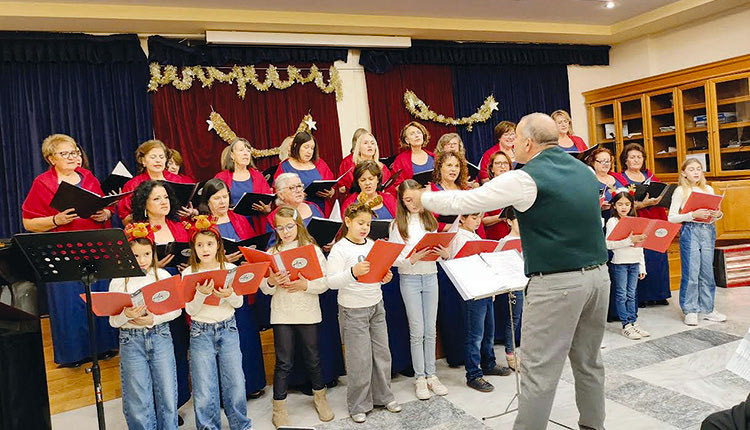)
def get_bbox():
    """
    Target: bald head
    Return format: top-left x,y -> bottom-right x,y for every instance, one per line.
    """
513,113 -> 559,163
